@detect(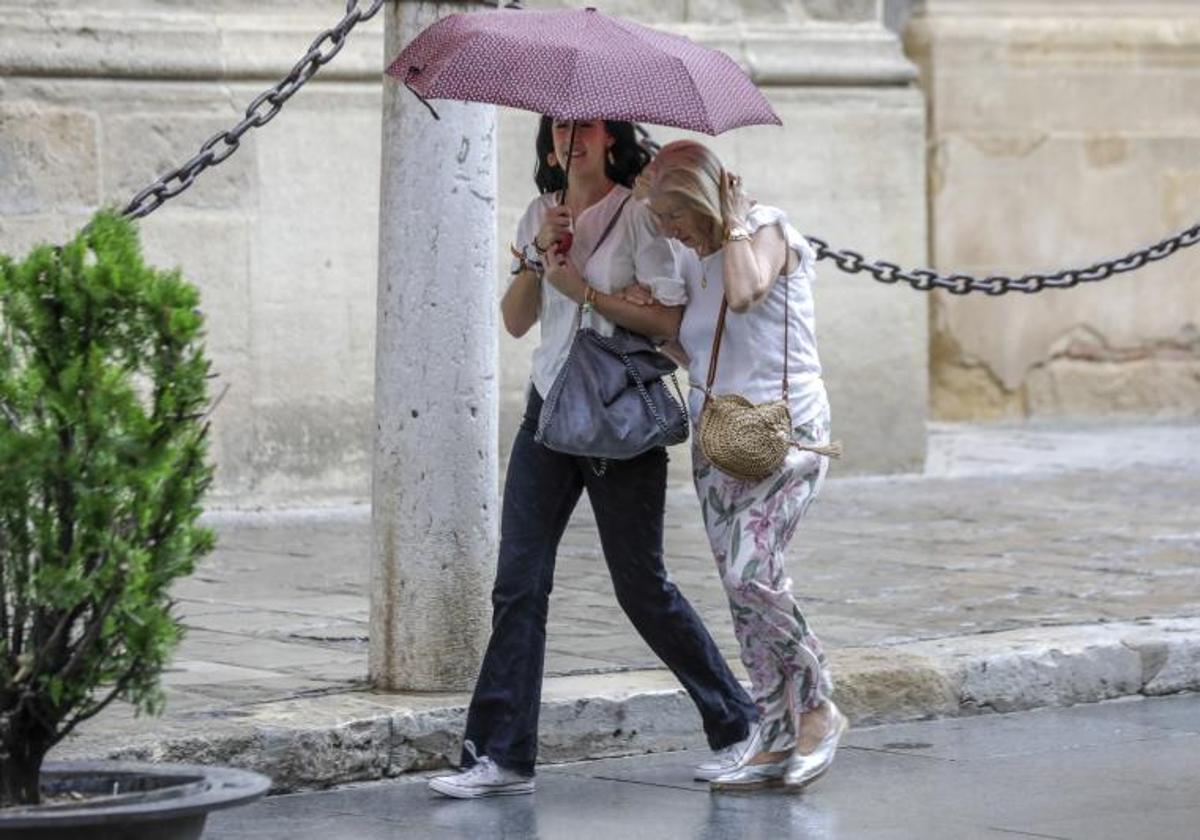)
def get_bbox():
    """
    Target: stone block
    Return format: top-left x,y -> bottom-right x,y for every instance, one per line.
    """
102,112 -> 257,211
929,133 -> 1200,394
1123,621 -> 1200,696
254,718 -> 392,791
0,104 -> 99,214
831,648 -> 961,725
914,1 -> 1200,421
245,399 -> 372,505
138,215 -> 253,359
390,707 -> 469,774
956,643 -> 1142,713
1025,358 -> 1200,418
